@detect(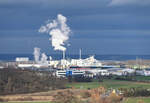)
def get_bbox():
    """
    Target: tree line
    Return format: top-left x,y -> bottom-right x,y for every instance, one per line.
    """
0,68 -> 67,95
